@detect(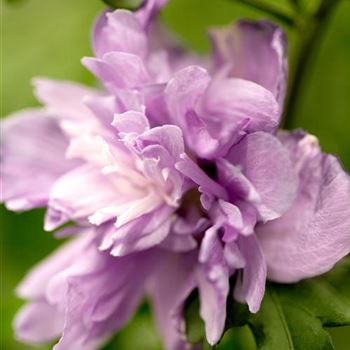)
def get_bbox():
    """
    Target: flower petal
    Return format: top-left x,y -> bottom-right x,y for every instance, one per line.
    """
258,131 -> 350,282
82,51 -> 150,90
148,249 -> 198,350
223,132 -> 298,221
234,234 -> 266,313
210,20 -> 287,106
197,226 -> 230,345
45,165 -> 117,230
1,109 -> 75,211
92,9 -> 147,58
14,301 -> 64,344
201,78 -> 280,144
